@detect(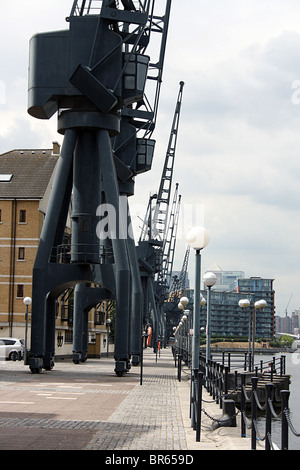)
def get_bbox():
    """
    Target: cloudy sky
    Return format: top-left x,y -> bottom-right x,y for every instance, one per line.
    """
1,0 -> 300,318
